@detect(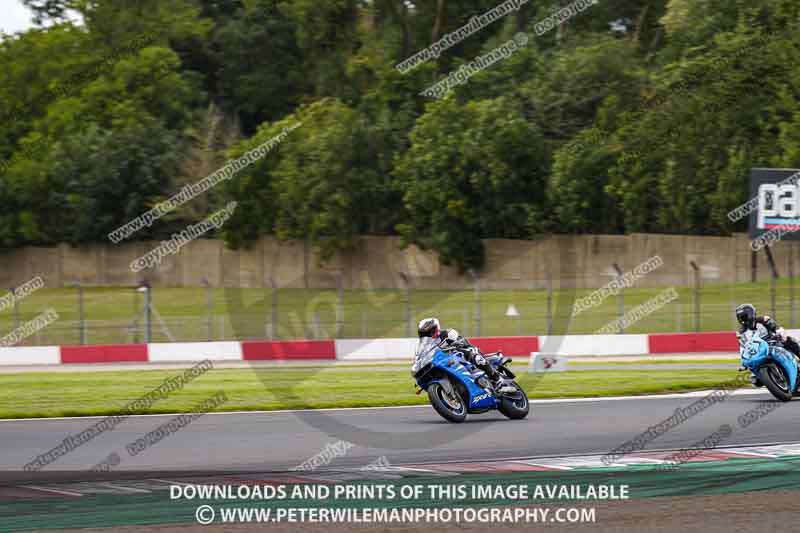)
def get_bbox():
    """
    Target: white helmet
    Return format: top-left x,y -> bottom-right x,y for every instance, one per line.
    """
417,317 -> 440,338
